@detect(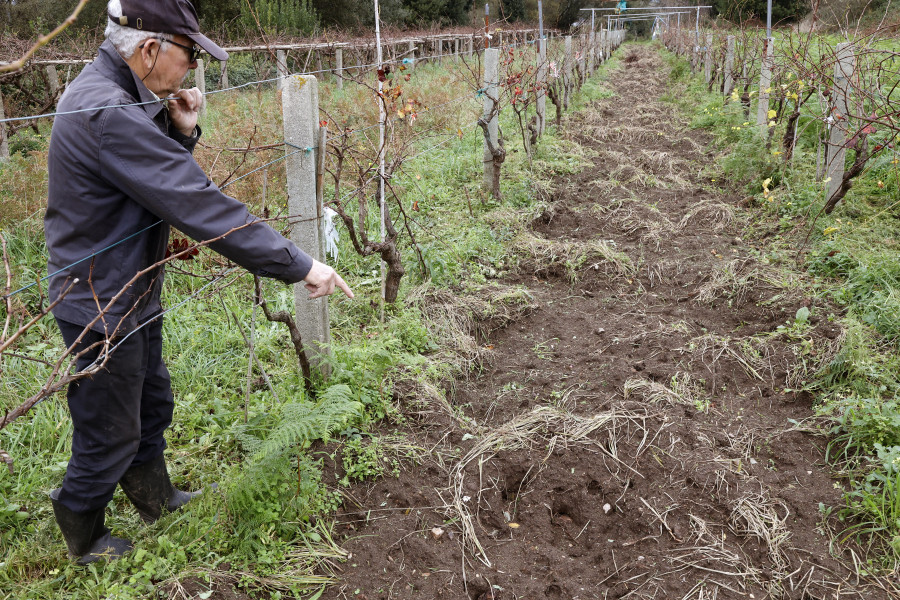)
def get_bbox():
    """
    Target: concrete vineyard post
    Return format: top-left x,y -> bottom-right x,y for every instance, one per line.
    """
826,42 -> 856,203
454,38 -> 460,61
282,75 -> 332,375
195,58 -> 207,119
704,33 -> 713,85
564,35 -> 573,107
724,35 -> 735,98
220,60 -> 229,89
537,38 -> 547,136
408,41 -> 416,70
588,29 -> 596,75
46,65 -> 61,104
0,89 -> 8,162
756,39 -> 774,135
468,35 -> 474,57
335,48 -> 343,89
276,49 -> 288,91
482,48 -> 500,191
